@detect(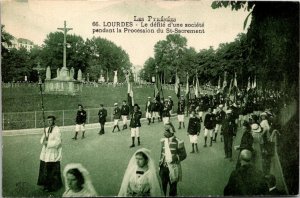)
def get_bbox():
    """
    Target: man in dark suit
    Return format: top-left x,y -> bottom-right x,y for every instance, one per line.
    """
224,149 -> 268,196
73,104 -> 87,140
222,109 -> 237,160
98,104 -> 107,135
120,100 -> 130,130
214,104 -> 226,142
203,107 -> 216,147
112,103 -> 121,132
151,98 -> 161,123
145,97 -> 153,125
129,104 -> 142,148
177,97 -> 186,129
159,124 -> 187,196
187,110 -> 201,153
